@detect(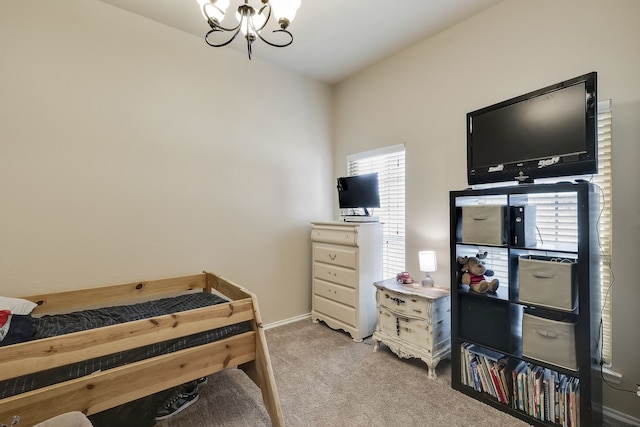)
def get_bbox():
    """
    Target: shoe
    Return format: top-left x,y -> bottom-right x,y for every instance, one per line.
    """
155,387 -> 199,421
196,376 -> 208,386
